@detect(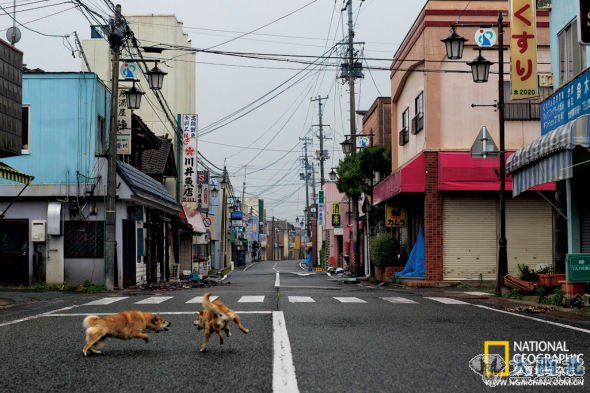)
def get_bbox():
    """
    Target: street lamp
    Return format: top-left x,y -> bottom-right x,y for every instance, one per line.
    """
209,185 -> 219,199
145,61 -> 167,90
440,26 -> 468,60
340,136 -> 353,155
442,12 -> 507,296
124,81 -> 145,110
467,50 -> 493,83
329,168 -> 337,181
